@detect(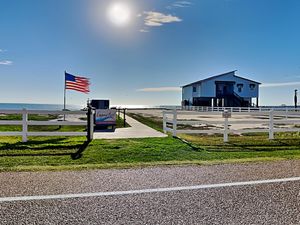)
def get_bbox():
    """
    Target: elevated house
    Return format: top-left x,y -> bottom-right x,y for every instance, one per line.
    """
181,71 -> 261,107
